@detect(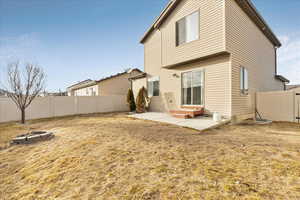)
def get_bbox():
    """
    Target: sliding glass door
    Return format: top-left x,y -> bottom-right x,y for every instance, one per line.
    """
182,70 -> 204,105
